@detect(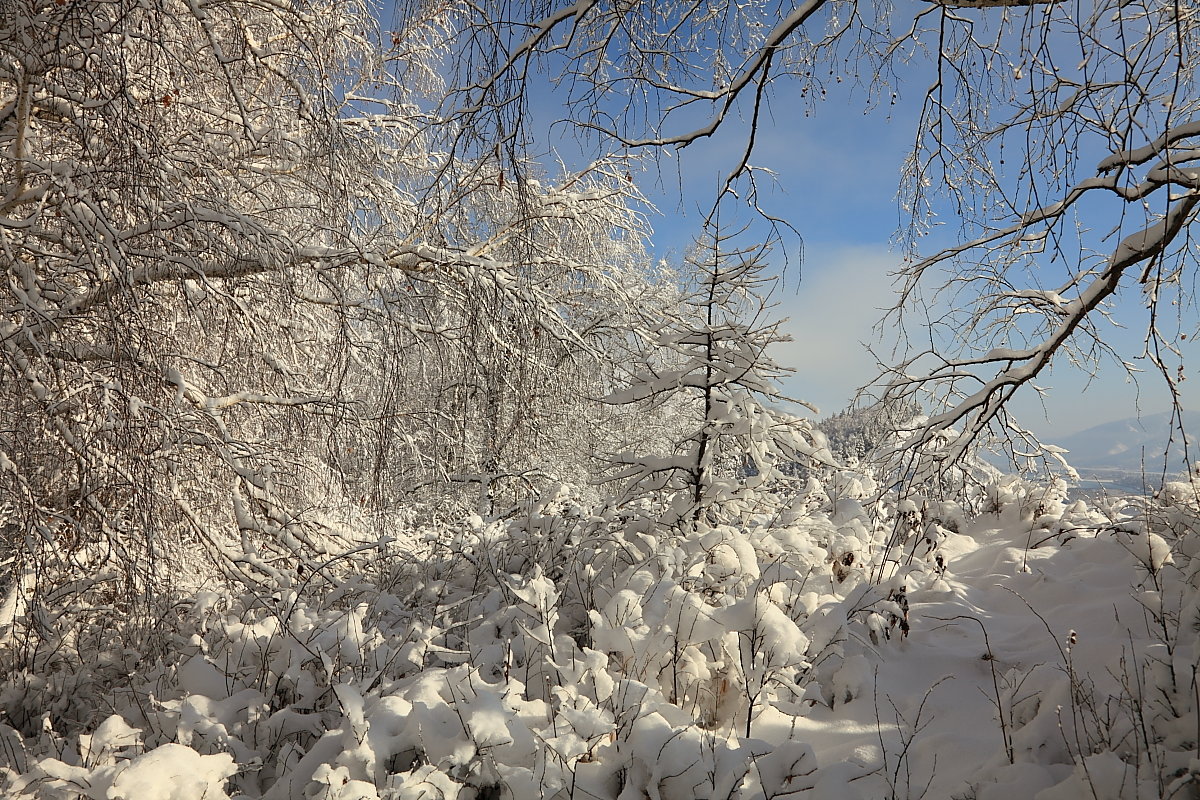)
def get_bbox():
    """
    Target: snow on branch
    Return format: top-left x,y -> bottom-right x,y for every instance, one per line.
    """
889,119 -> 1200,464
